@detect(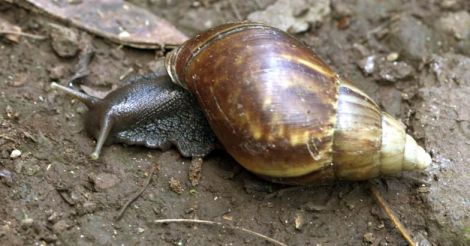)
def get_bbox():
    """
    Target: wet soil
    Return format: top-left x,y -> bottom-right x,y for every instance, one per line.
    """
0,0 -> 469,245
